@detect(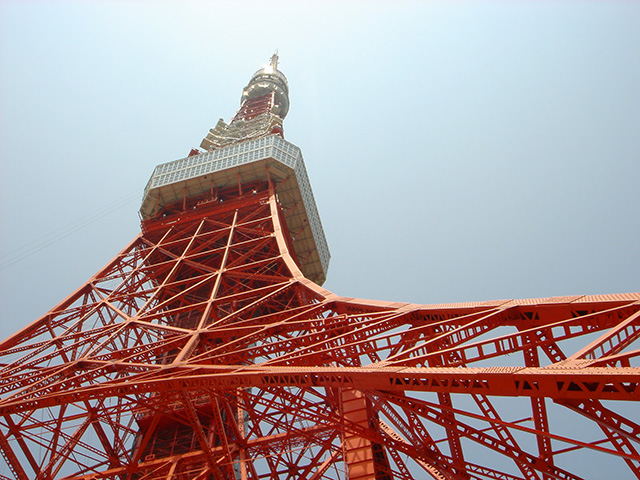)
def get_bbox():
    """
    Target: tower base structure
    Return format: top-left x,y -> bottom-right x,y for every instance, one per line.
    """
1,178 -> 639,479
